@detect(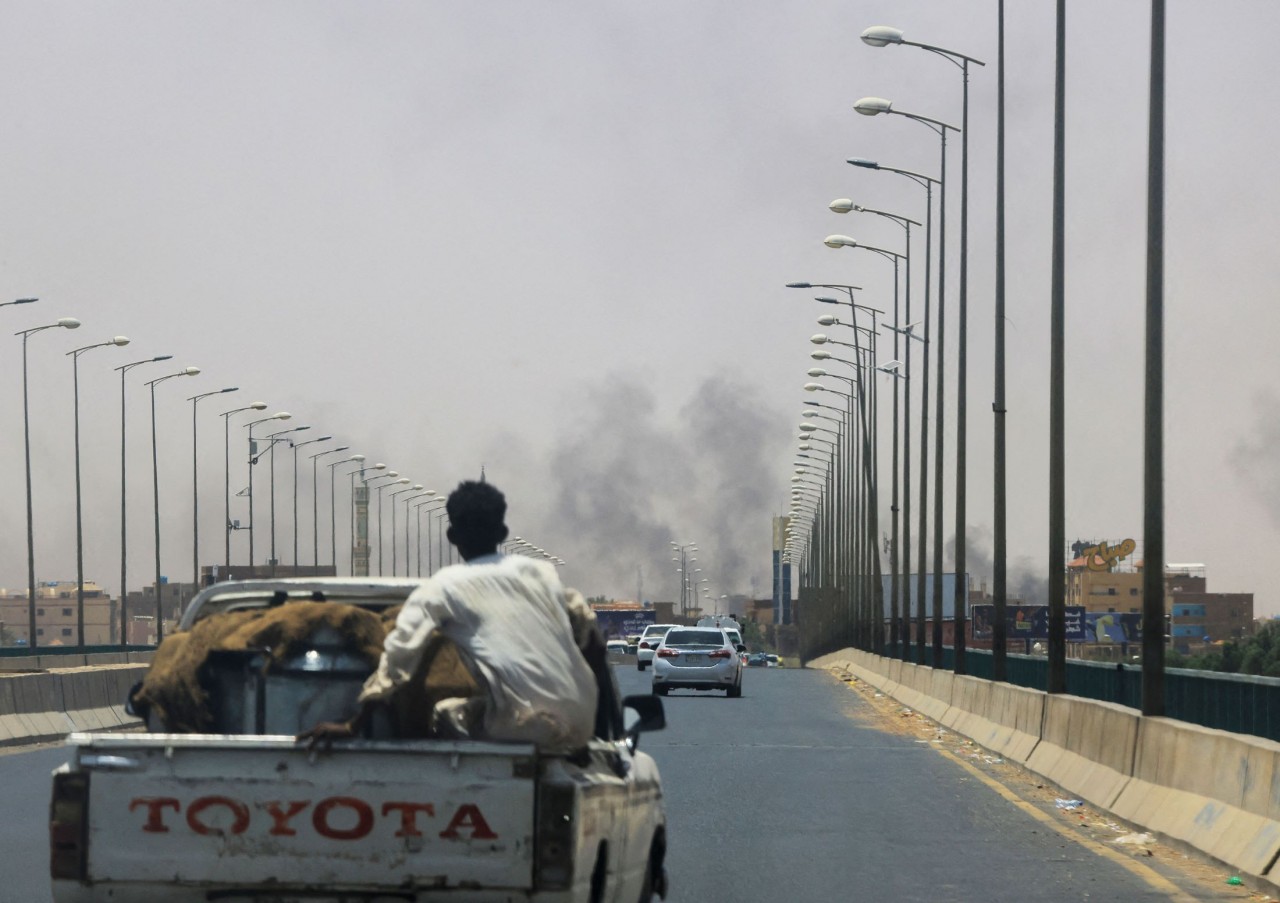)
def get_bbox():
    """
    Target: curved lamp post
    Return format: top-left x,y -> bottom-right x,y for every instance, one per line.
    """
114,354 -> 173,644
68,335 -> 130,645
220,402 -> 268,567
263,425 -> 310,568
188,387 -> 238,594
388,484 -> 424,576
862,27 -> 984,670
328,454 -> 365,570
289,435 -> 332,565
376,478 -> 411,575
308,445 -> 349,567
16,315 -> 80,647
854,95 -> 962,668
145,366 -> 200,642
244,412 -> 291,566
